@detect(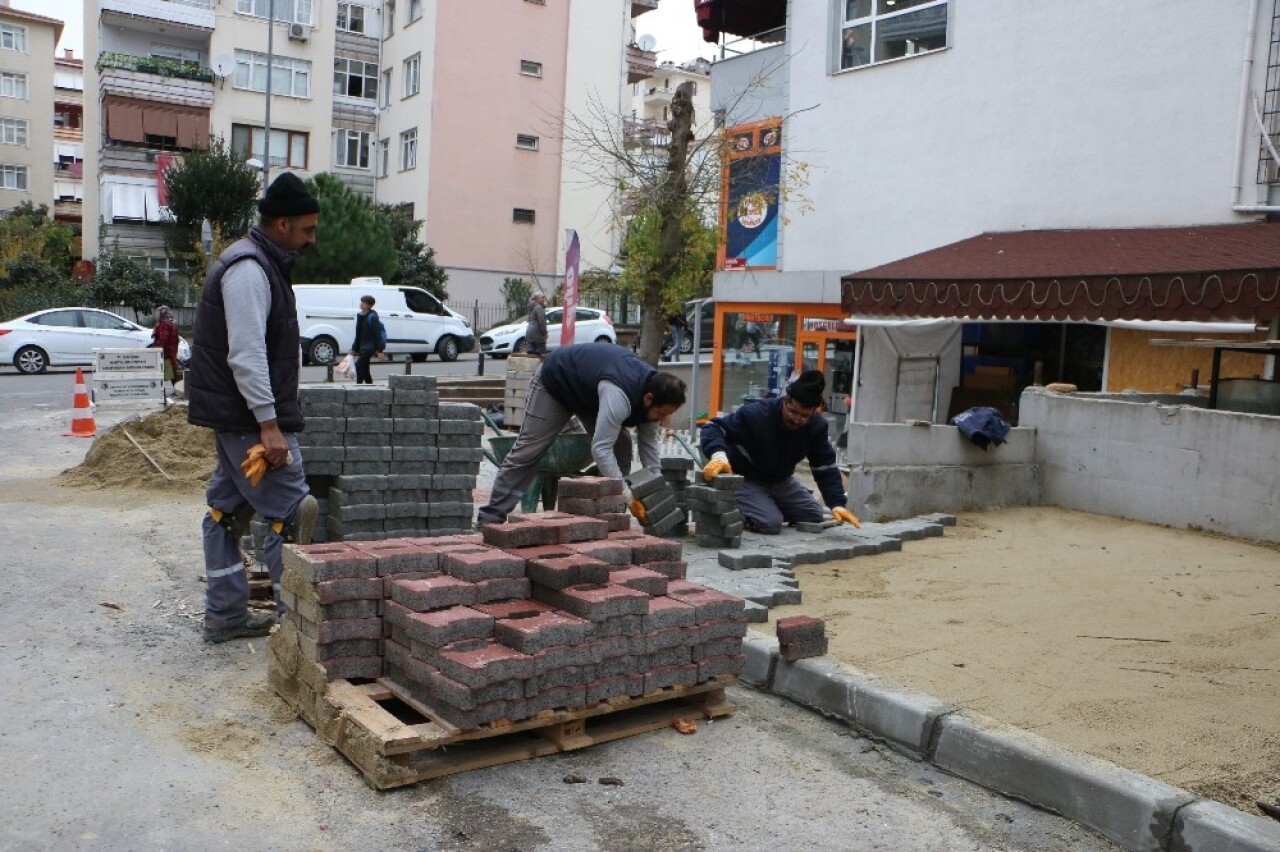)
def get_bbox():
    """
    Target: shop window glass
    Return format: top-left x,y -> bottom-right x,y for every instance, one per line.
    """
718,311 -> 797,410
